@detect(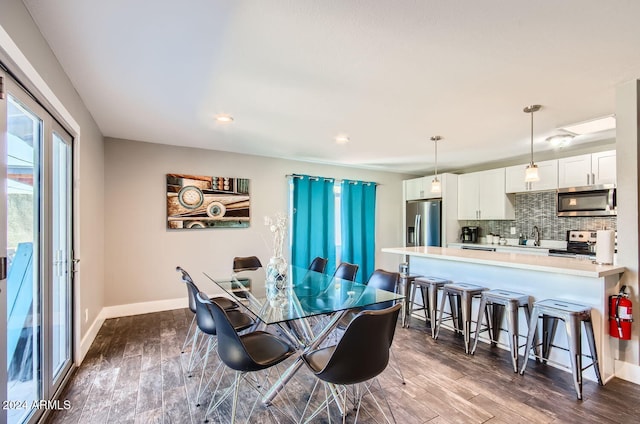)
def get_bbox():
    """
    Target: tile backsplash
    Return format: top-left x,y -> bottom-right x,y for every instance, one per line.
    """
460,191 -> 617,241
